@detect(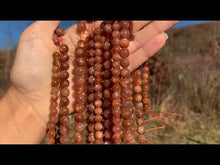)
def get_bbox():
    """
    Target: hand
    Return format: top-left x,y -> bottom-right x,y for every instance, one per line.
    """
6,21 -> 177,143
